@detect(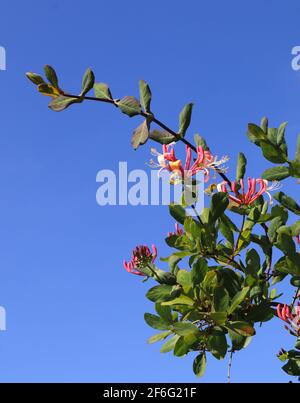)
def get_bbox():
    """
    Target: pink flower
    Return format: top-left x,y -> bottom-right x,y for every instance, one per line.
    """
217,178 -> 281,206
123,244 -> 157,276
296,235 -> 300,245
277,303 -> 300,336
150,144 -> 228,184
168,223 -> 184,237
